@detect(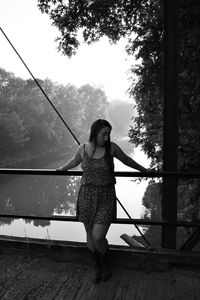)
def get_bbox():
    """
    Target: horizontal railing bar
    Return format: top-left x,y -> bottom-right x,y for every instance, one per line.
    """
1,169 -> 200,231
0,213 -> 199,227
0,214 -> 78,222
1,168 -> 200,178
115,219 -> 200,227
